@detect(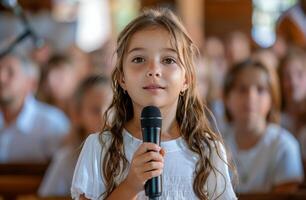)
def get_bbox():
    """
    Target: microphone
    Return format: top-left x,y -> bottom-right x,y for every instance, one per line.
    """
141,106 -> 162,199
